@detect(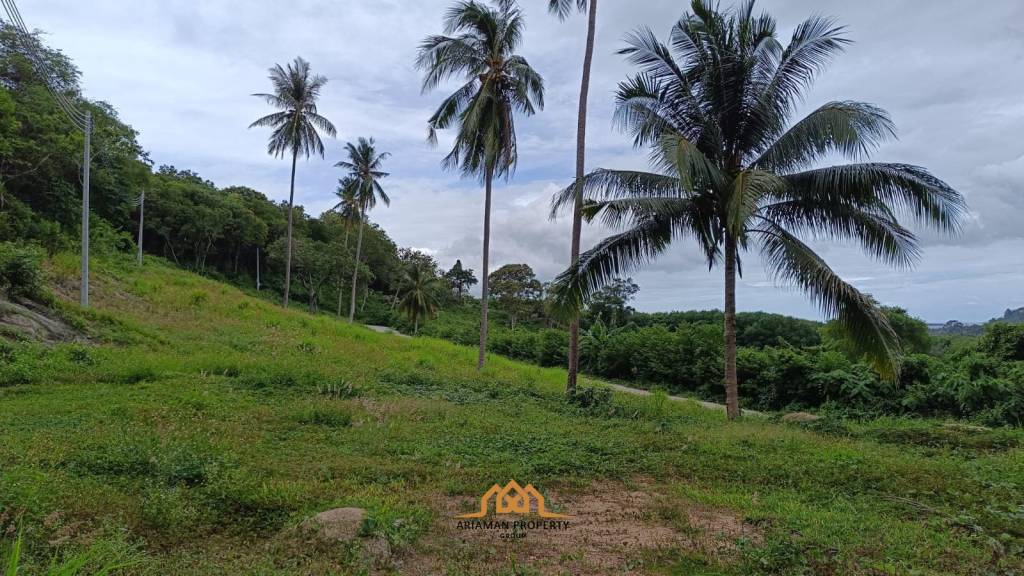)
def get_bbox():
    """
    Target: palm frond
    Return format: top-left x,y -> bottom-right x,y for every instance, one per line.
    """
550,169 -> 682,218
783,163 -> 967,232
753,101 -> 895,172
752,222 -> 900,378
548,213 -> 679,320
548,0 -> 588,20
